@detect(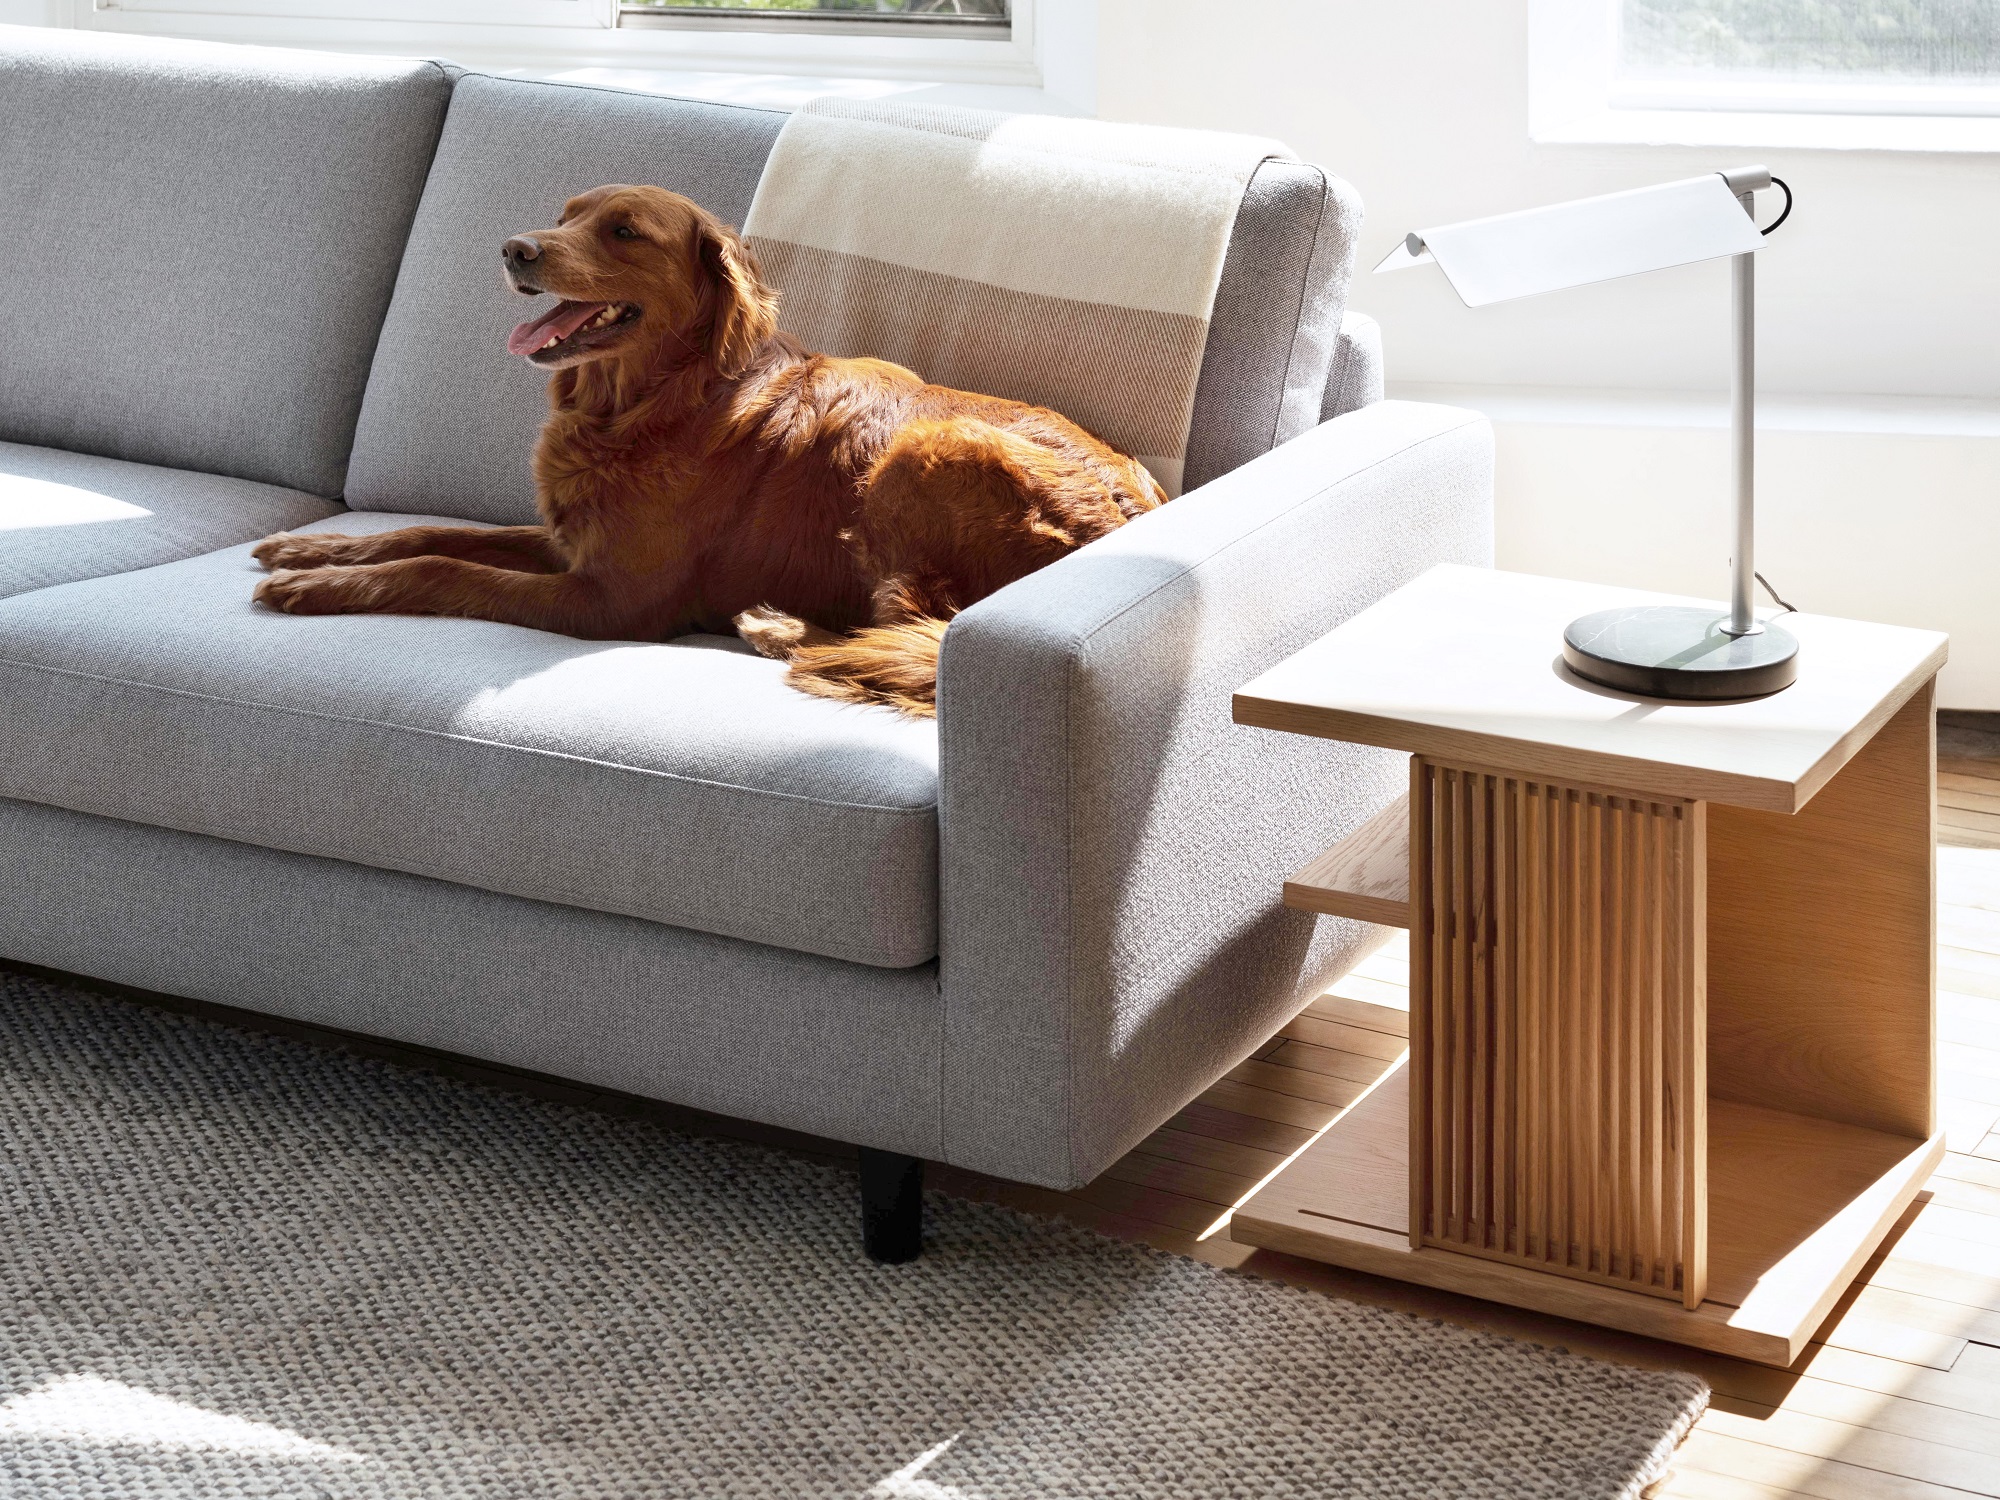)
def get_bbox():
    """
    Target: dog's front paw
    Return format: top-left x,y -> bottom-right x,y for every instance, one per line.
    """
253,532 -> 349,572
255,568 -> 352,616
